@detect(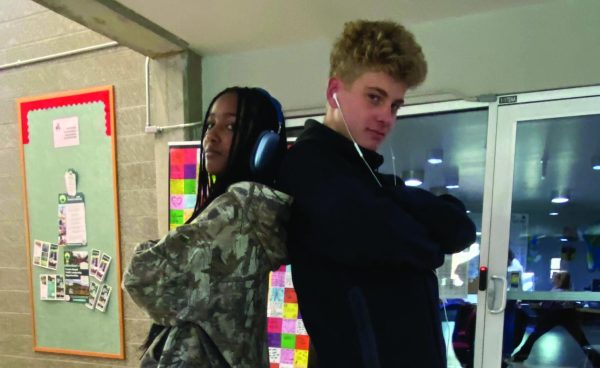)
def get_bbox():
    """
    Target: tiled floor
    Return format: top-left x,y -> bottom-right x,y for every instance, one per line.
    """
443,321 -> 600,367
